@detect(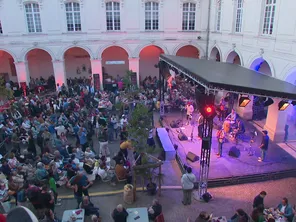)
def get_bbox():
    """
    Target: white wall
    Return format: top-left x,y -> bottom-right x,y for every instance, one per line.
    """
0,0 -> 295,83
